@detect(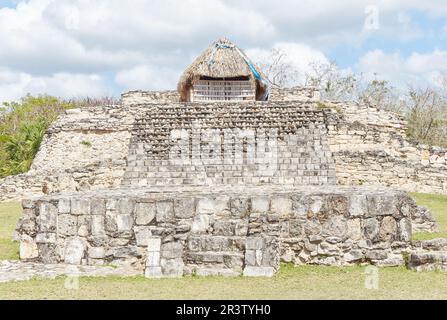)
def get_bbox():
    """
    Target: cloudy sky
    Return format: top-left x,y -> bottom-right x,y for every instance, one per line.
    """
0,0 -> 446,101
